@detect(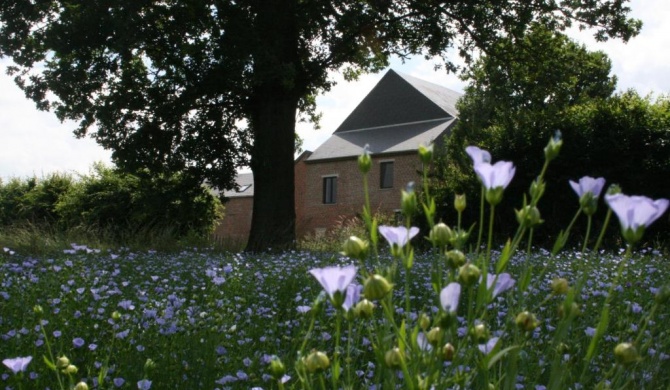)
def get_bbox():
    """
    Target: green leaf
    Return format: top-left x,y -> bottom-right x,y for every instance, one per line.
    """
496,239 -> 513,273
487,345 -> 521,370
43,355 -> 56,371
552,230 -> 568,255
